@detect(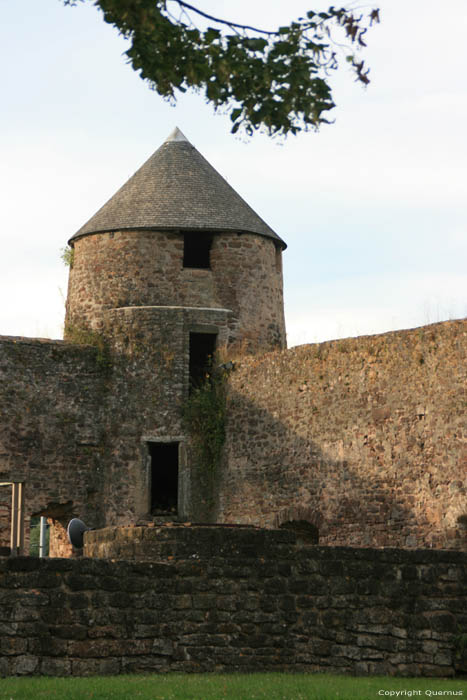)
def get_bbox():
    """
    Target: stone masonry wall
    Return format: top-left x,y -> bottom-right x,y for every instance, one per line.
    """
97,305 -> 233,525
0,536 -> 466,677
83,524 -> 270,560
2,316 -> 464,558
219,320 -> 467,549
0,303 -> 233,554
66,230 -> 285,351
0,337 -> 110,556
0,485 -> 11,550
